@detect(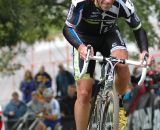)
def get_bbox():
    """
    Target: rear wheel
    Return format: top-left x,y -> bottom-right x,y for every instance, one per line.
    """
100,90 -> 119,130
